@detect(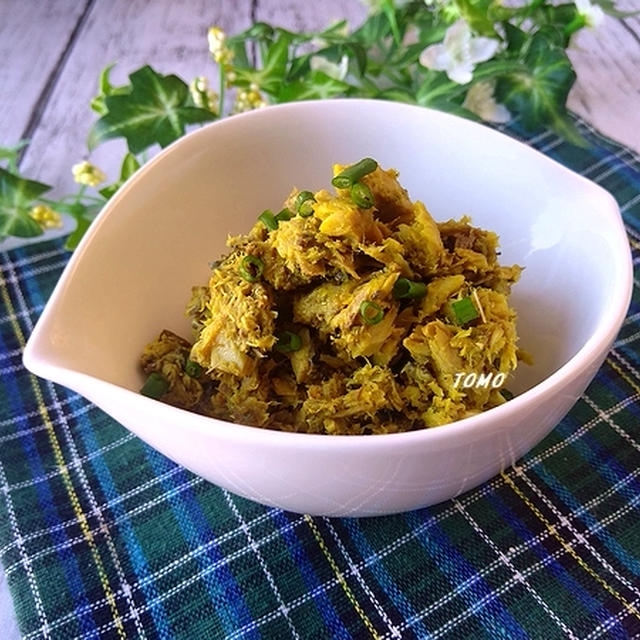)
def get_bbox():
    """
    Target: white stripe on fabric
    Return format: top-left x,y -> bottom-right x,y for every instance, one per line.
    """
3,253 -> 146,639
224,491 -> 301,640
323,518 -> 402,639
0,460 -> 51,639
514,466 -> 640,602
452,499 -> 580,640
